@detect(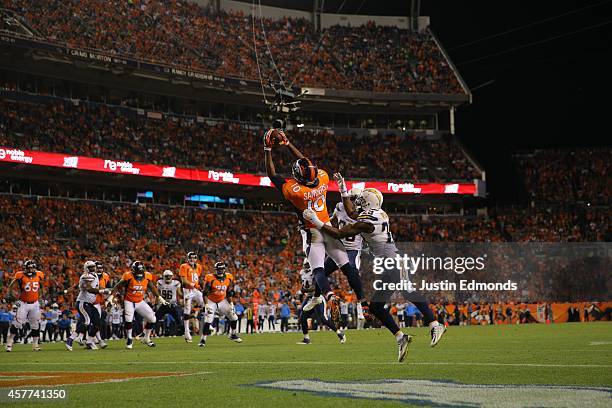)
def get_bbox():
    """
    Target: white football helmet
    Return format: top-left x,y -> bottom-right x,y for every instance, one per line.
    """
83,260 -> 96,274
348,187 -> 363,202
357,188 -> 383,211
163,269 -> 173,282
